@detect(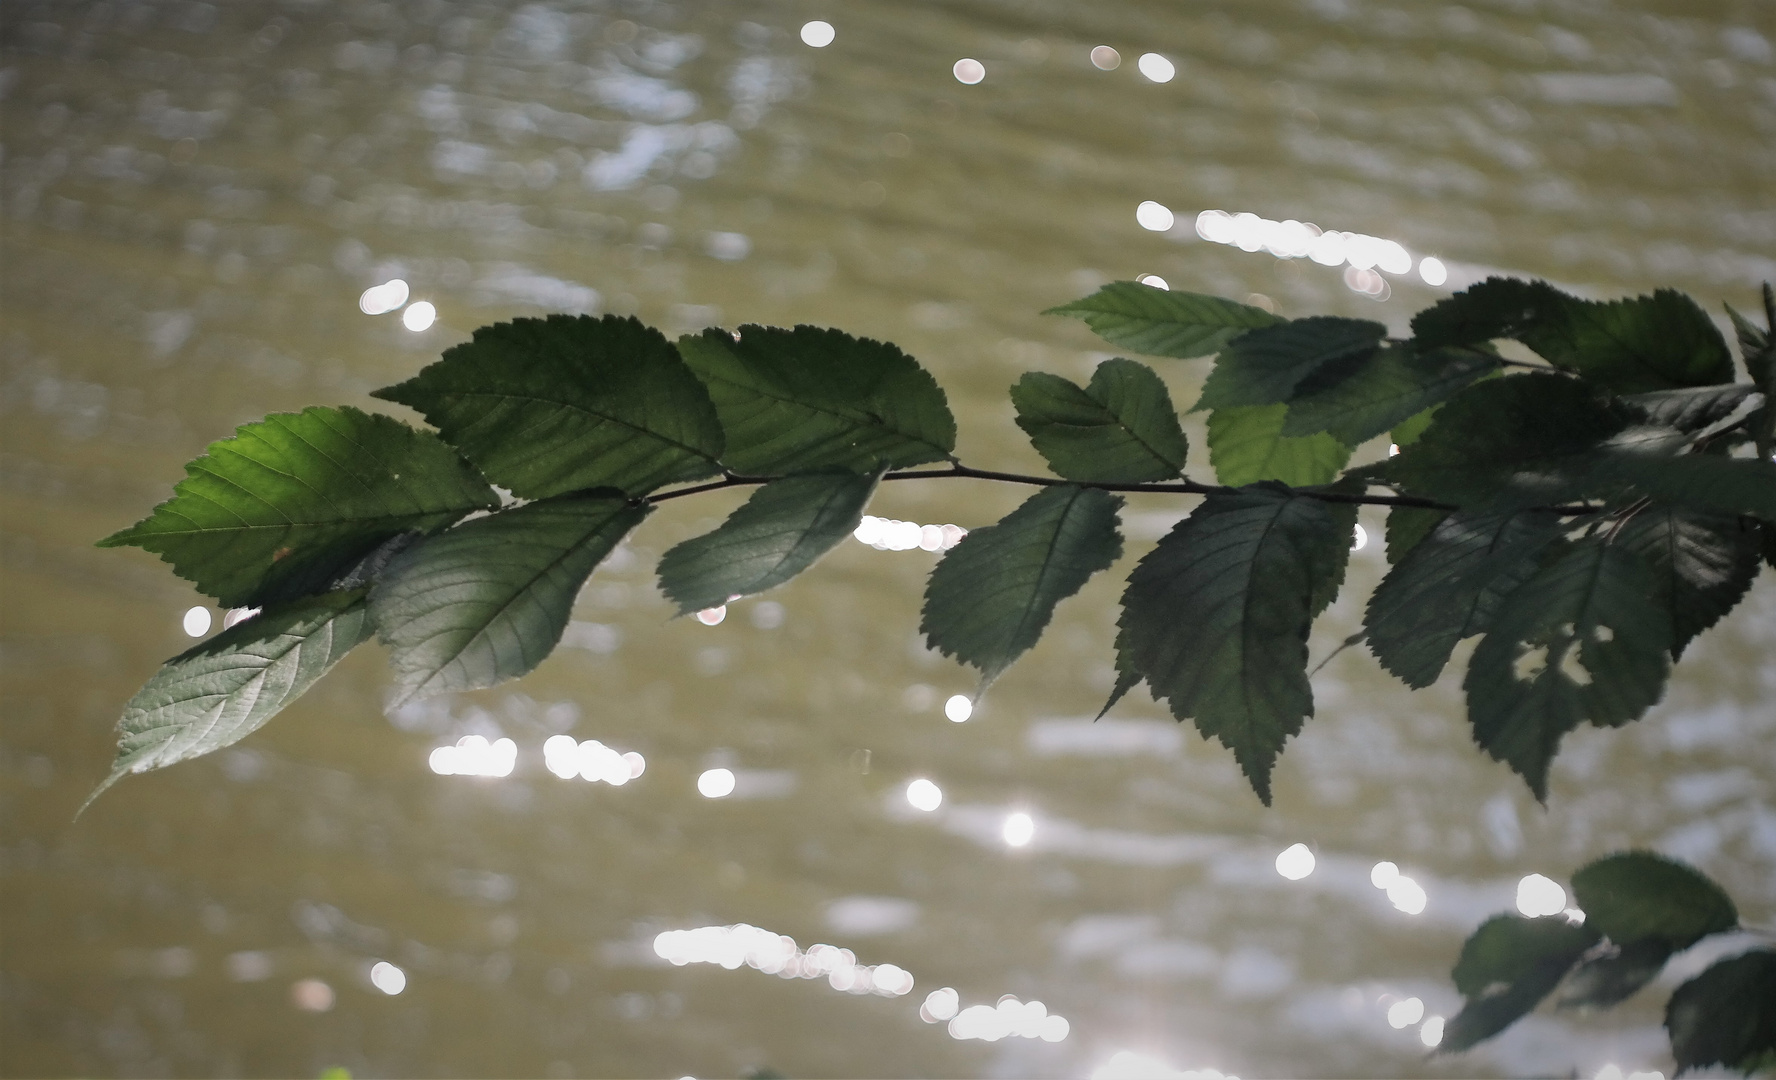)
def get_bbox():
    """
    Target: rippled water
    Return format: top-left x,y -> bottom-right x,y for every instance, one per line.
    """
2,1 -> 1773,1077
